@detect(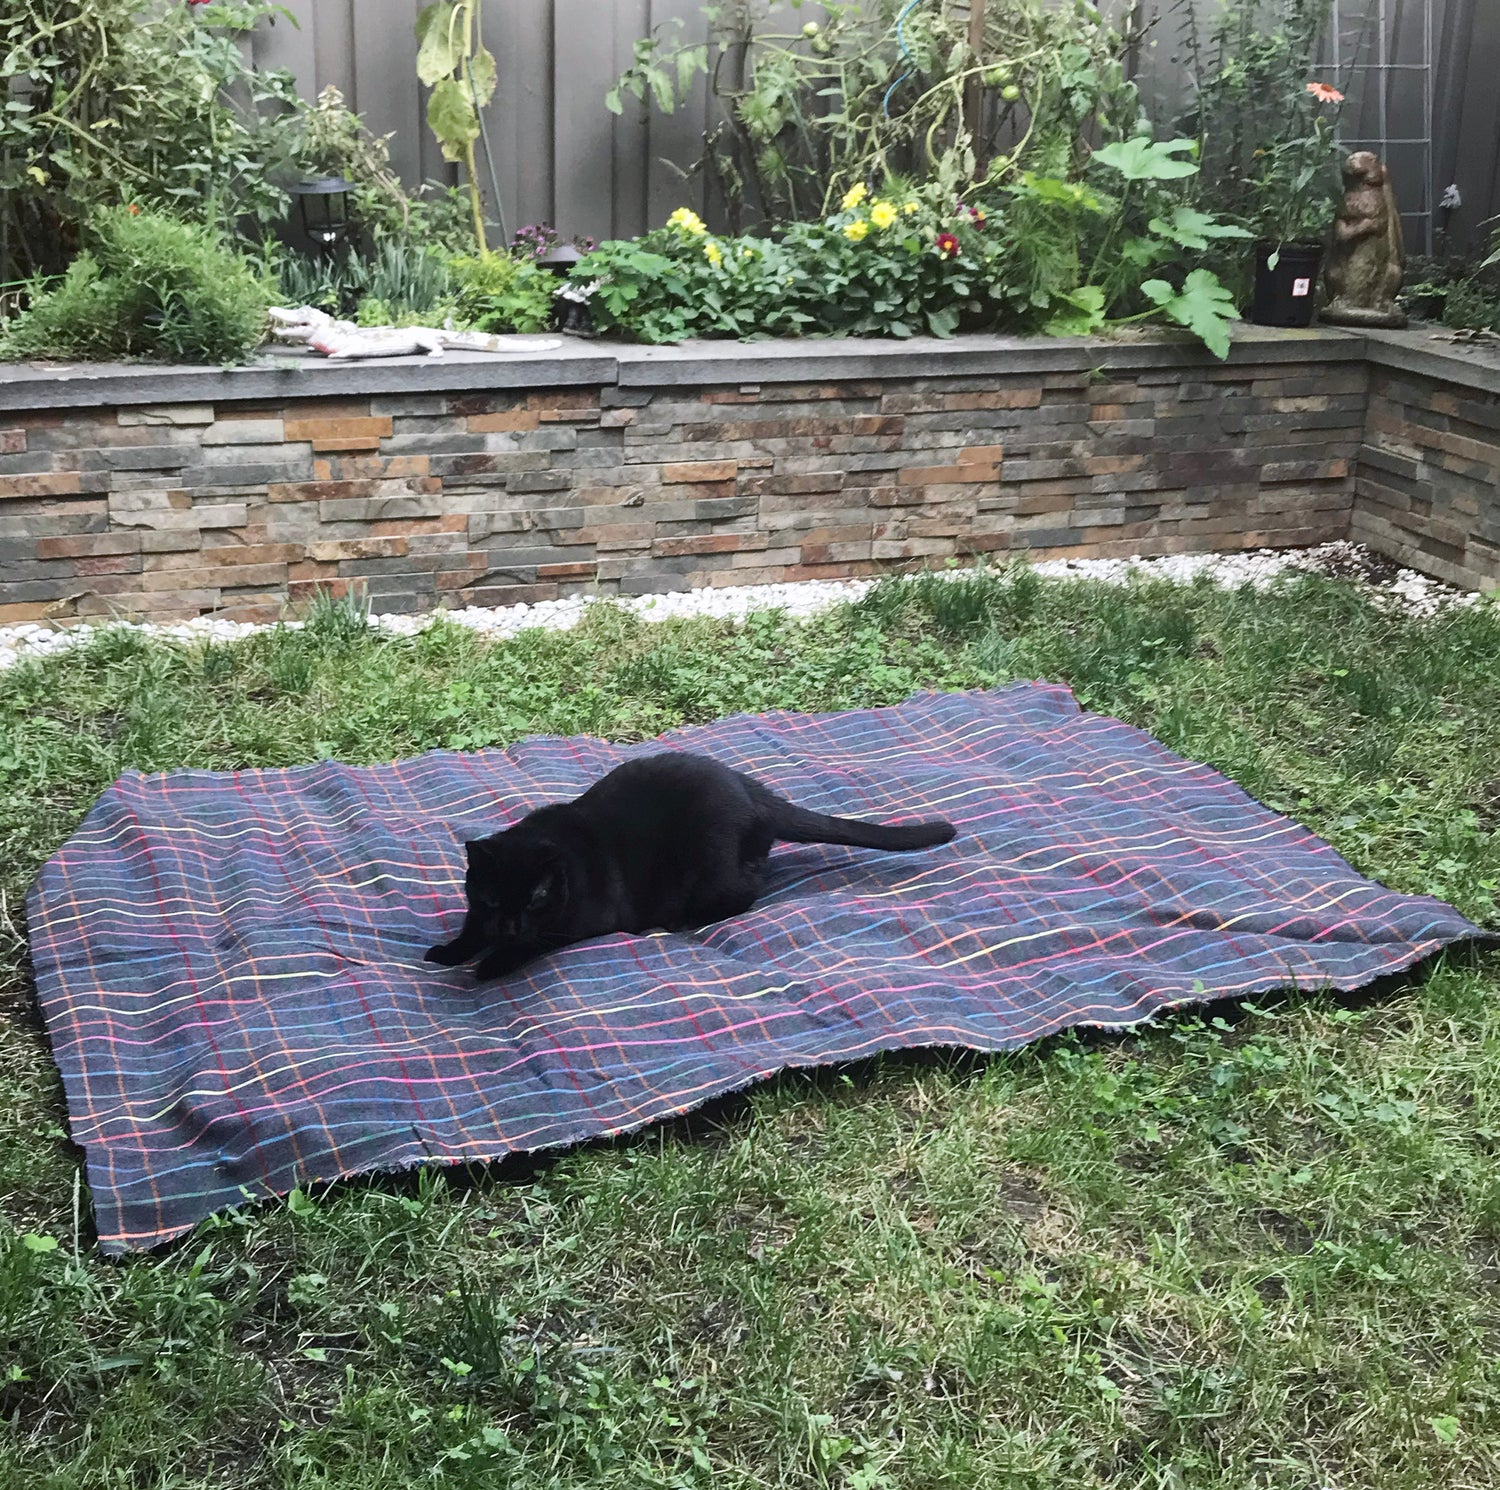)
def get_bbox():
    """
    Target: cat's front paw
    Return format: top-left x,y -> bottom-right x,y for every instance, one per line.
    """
425,940 -> 467,966
472,951 -> 522,982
